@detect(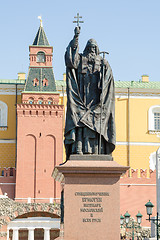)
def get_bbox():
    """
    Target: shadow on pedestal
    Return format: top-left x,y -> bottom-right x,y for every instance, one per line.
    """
52,155 -> 129,240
